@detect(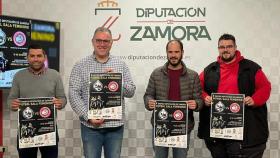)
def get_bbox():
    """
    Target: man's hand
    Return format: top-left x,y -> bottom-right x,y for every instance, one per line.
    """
104,68 -> 114,73
53,98 -> 63,109
244,96 -> 255,106
11,99 -> 20,111
204,96 -> 212,106
186,100 -> 197,110
89,119 -> 104,127
148,100 -> 156,110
